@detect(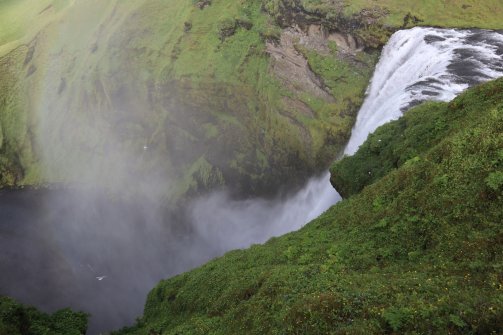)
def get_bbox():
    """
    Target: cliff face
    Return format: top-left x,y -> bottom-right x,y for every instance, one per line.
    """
1,2 -> 503,333
0,0 -> 376,199
2,0 -> 500,199
116,77 -> 503,335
